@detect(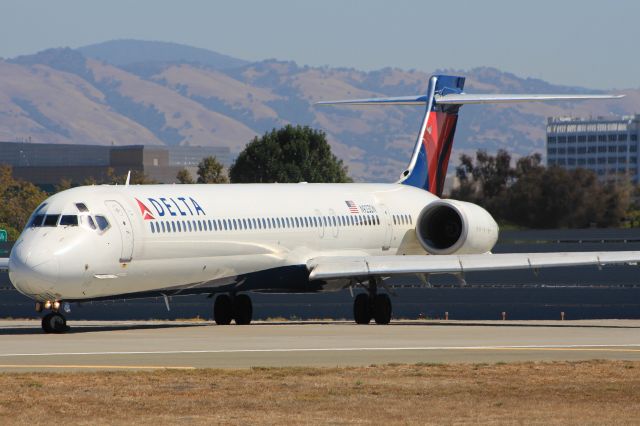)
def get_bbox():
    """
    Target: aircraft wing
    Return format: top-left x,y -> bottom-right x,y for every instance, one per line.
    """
0,258 -> 8,272
307,252 -> 640,281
